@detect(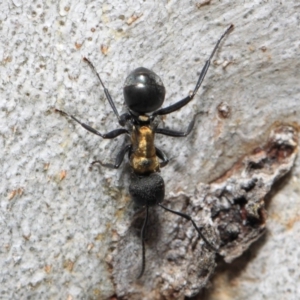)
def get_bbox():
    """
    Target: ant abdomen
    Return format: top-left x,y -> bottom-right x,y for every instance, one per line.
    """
129,173 -> 165,207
